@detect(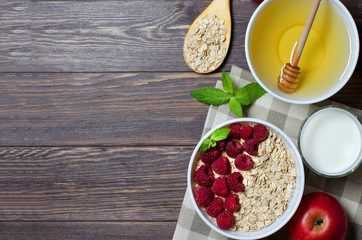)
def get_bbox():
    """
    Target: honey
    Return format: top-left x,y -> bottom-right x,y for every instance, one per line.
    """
249,0 -> 351,99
